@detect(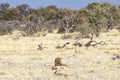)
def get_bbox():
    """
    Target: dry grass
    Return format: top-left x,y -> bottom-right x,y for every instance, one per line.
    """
0,29 -> 120,80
